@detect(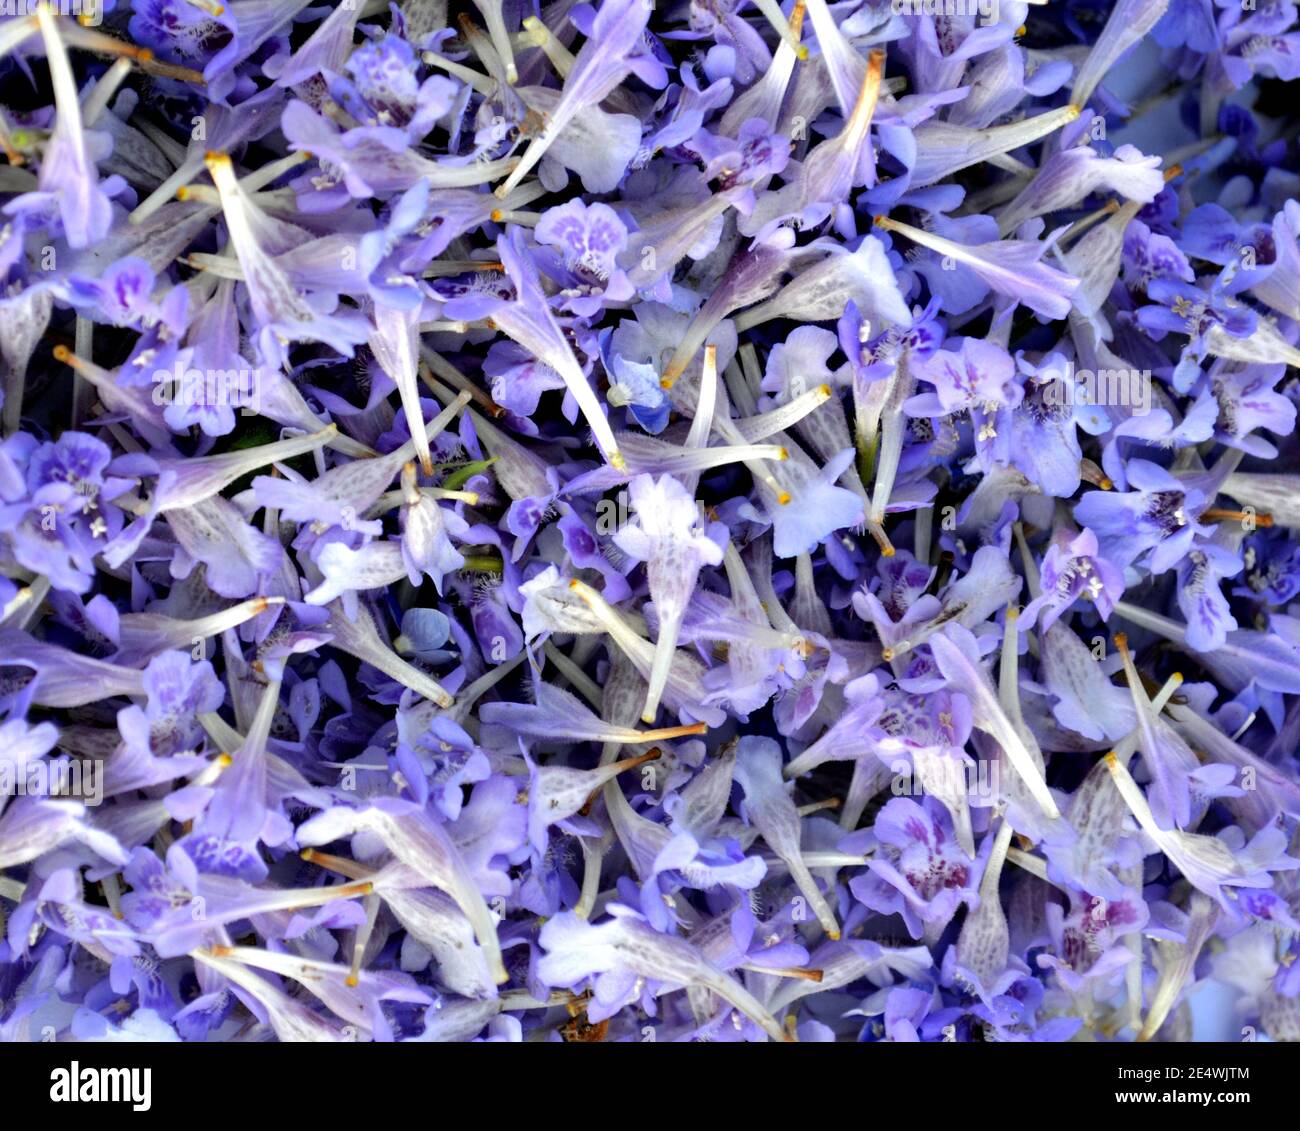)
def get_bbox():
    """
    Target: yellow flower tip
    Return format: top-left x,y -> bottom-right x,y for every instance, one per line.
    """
1065,104 -> 1083,121
817,384 -> 832,398
827,928 -> 841,941
659,377 -> 676,389
609,450 -> 627,472
872,213 -> 891,228
568,578 -> 582,590
1099,476 -> 1114,490
1164,163 -> 1183,181
1006,606 -> 1020,621
420,454 -> 435,476
52,344 -> 72,363
1113,631 -> 1129,655
1016,25 -> 1026,36
881,545 -> 896,557
345,974 -> 360,988
776,492 -> 792,505
491,209 -> 505,223
1103,751 -> 1119,768
175,187 -> 190,201
777,447 -> 789,461
1170,672 -> 1185,686
204,151 -> 232,172
881,646 -> 895,661
796,45 -> 809,60
215,753 -> 233,768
